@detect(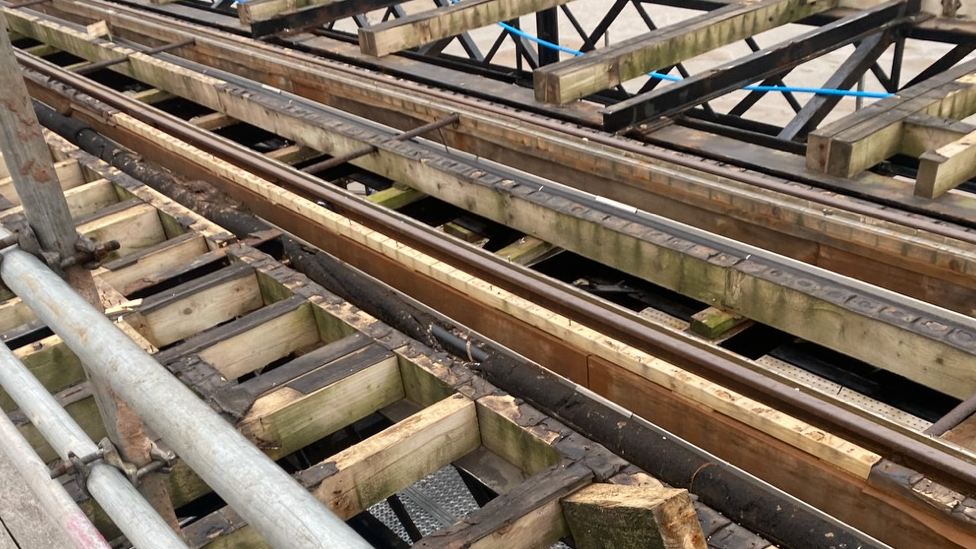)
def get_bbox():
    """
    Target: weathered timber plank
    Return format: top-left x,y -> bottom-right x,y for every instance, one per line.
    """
366,184 -> 425,209
188,111 -> 236,131
196,300 -> 321,380
917,127 -> 976,198
534,0 -> 836,104
690,306 -> 749,339
0,158 -> 83,206
76,201 -> 167,259
94,232 -> 212,295
300,393 -> 480,520
0,178 -> 118,220
358,0 -> 577,57
414,462 -> 592,549
125,264 -> 264,347
807,58 -> 976,177
562,483 -> 706,549
495,235 -> 555,266
901,114 -> 976,157
476,394 -> 562,476
264,144 -> 320,164
239,346 -> 404,458
246,0 -> 404,37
